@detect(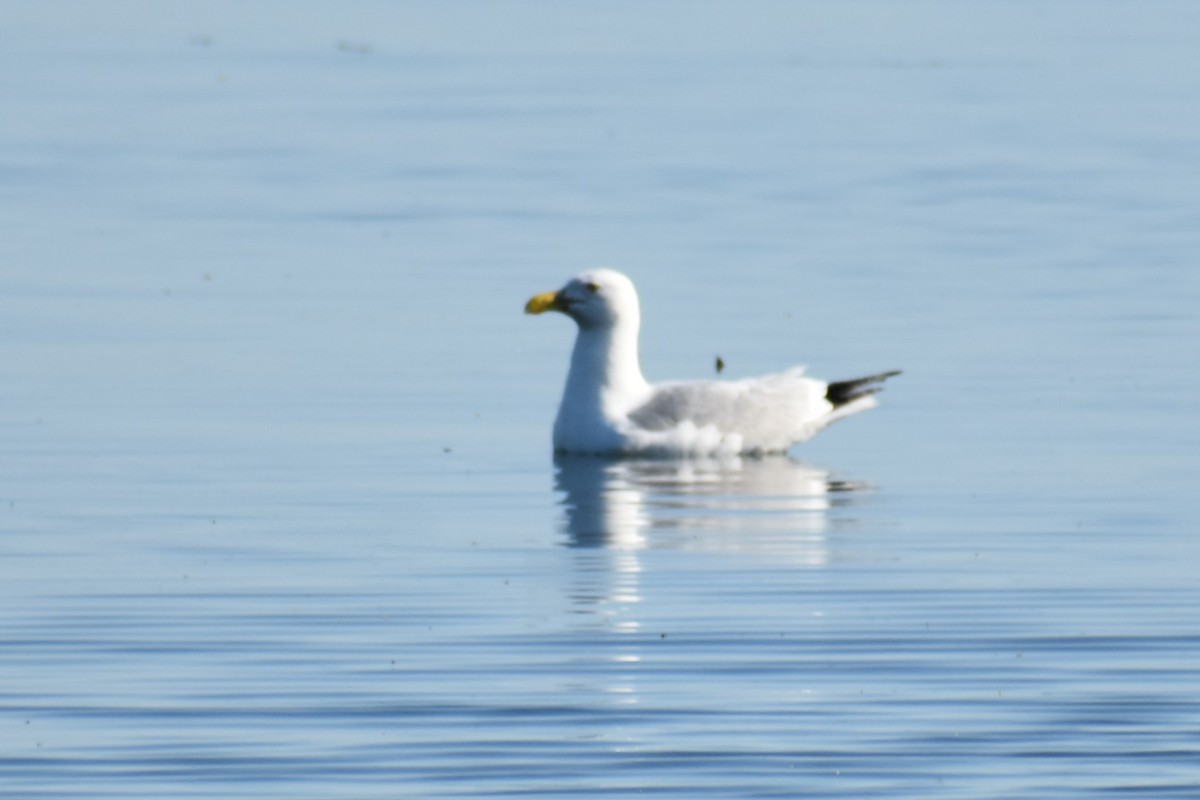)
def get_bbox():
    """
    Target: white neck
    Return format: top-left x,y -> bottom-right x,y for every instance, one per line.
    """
561,321 -> 650,418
